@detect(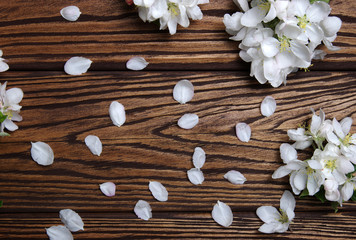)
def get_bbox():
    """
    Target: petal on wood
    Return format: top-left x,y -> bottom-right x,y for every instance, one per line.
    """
85,135 -> 102,156
30,141 -> 54,166
134,200 -> 152,221
211,201 -> 233,227
149,181 -> 168,202
126,57 -> 149,70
